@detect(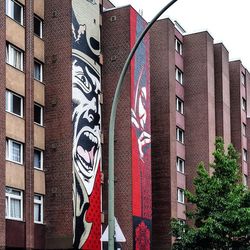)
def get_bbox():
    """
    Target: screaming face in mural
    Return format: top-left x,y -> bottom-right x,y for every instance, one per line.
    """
72,55 -> 101,248
72,0 -> 101,248
72,57 -> 100,195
